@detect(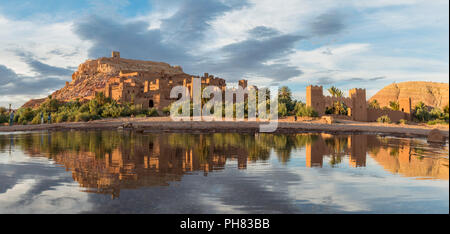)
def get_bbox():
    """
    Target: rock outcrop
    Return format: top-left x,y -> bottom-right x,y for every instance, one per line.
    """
427,129 -> 447,144
369,81 -> 449,110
